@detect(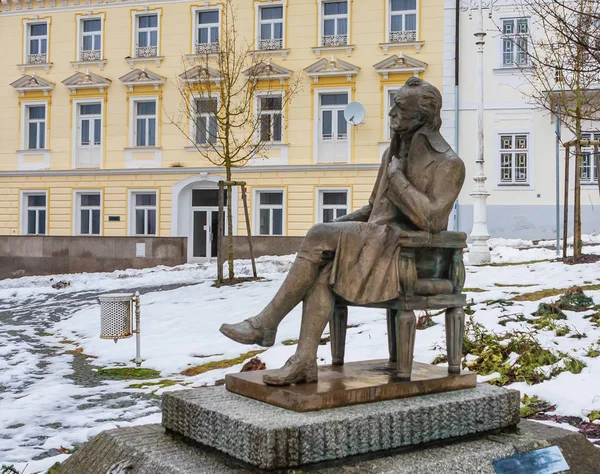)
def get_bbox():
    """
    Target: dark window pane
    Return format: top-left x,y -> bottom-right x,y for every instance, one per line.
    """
325,1 -> 347,15
83,19 -> 101,32
150,31 -> 158,46
262,6 -> 283,20
193,211 -> 207,257
272,208 -> 283,235
196,117 -> 208,144
28,123 -> 38,149
139,14 -> 157,28
391,15 -> 402,31
320,93 -> 348,106
392,0 -> 416,10
274,22 -> 283,39
322,110 -> 332,137
81,119 -> 90,145
199,27 -> 208,43
323,208 -> 334,223
324,19 -> 335,36
336,208 -> 347,219
273,114 -> 282,141
83,36 -> 94,50
27,210 -> 36,234
405,14 -> 416,31
92,209 -> 100,235
39,125 -> 45,149
260,23 -> 271,39
147,209 -> 156,235
81,194 -> 100,206
30,39 -> 39,54
337,110 -> 347,135
259,208 -> 270,235
260,97 -> 282,111
29,106 -> 45,119
323,192 -> 347,205
94,119 -> 101,145
81,103 -> 101,115
135,209 -> 145,235
138,32 -> 148,47
28,194 -> 46,206
196,98 -> 217,113
259,192 -> 283,205
136,193 -> 156,206
337,18 -> 347,35
260,115 -> 272,141
38,210 -> 46,234
40,39 -> 47,53
31,23 -> 47,36
199,11 -> 219,24
136,119 -> 146,146
192,189 -> 227,206
148,119 -> 156,146
81,209 -> 90,234
137,101 -> 156,115
210,28 -> 219,42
